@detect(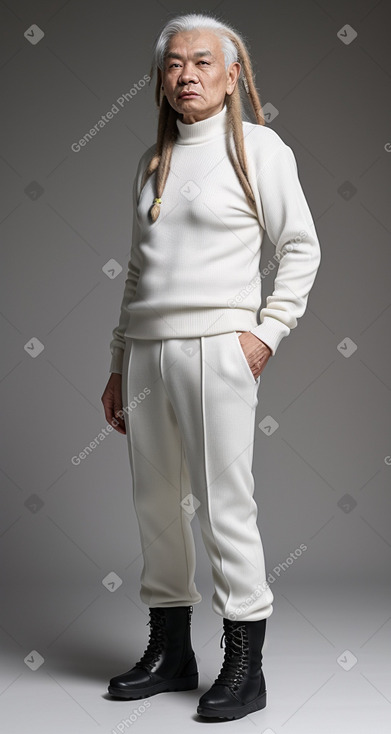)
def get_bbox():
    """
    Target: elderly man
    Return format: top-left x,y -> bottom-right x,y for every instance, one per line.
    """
102,12 -> 321,721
